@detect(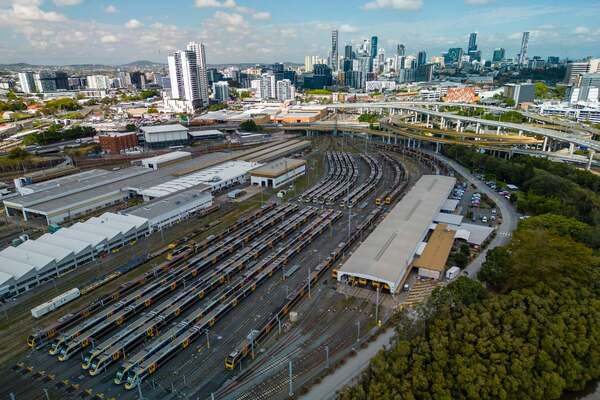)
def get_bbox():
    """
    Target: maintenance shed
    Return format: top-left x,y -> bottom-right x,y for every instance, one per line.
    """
140,124 -> 189,149
337,175 -> 456,293
126,187 -> 213,232
250,158 -> 307,189
411,224 -> 455,280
